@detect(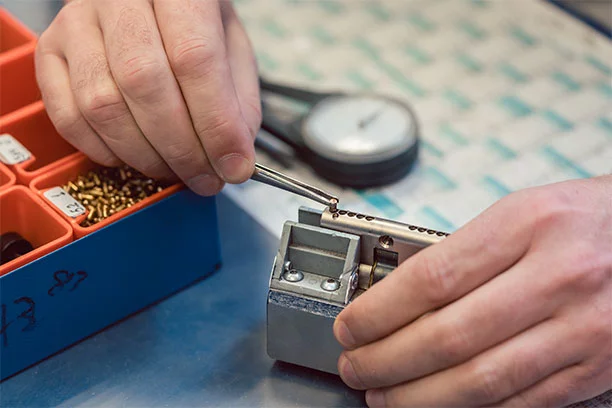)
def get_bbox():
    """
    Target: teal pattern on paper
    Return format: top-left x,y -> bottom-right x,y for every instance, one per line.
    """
482,175 -> 512,198
407,12 -> 436,32
599,117 -> 612,135
318,1 -> 344,15
456,53 -> 484,72
378,62 -> 426,97
262,19 -> 288,38
256,51 -> 280,72
444,89 -> 473,110
586,55 -> 612,76
418,206 -> 456,231
499,62 -> 529,83
541,146 -> 593,178
296,63 -> 323,80
439,123 -> 469,147
458,20 -> 487,40
487,138 -> 518,159
357,192 -> 404,218
542,110 -> 574,131
345,70 -> 375,90
471,0 -> 489,8
366,3 -> 391,21
509,26 -> 538,46
310,26 -> 335,45
424,167 -> 457,190
421,140 -> 444,158
406,45 -> 433,65
499,95 -> 533,117
598,81 -> 612,99
353,37 -> 380,60
552,71 -> 581,92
